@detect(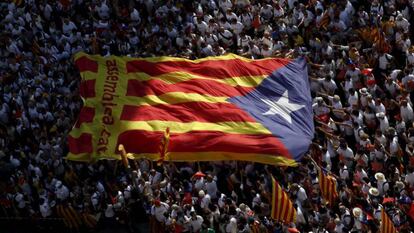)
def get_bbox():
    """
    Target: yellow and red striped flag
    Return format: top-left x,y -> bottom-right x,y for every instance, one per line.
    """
318,11 -> 330,29
270,176 -> 297,224
318,166 -> 338,206
157,127 -> 170,165
381,209 -> 397,233
67,53 -> 314,166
